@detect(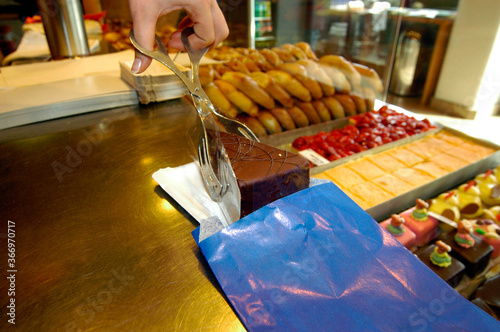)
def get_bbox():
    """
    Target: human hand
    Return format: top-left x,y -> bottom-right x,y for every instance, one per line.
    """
129,0 -> 229,73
